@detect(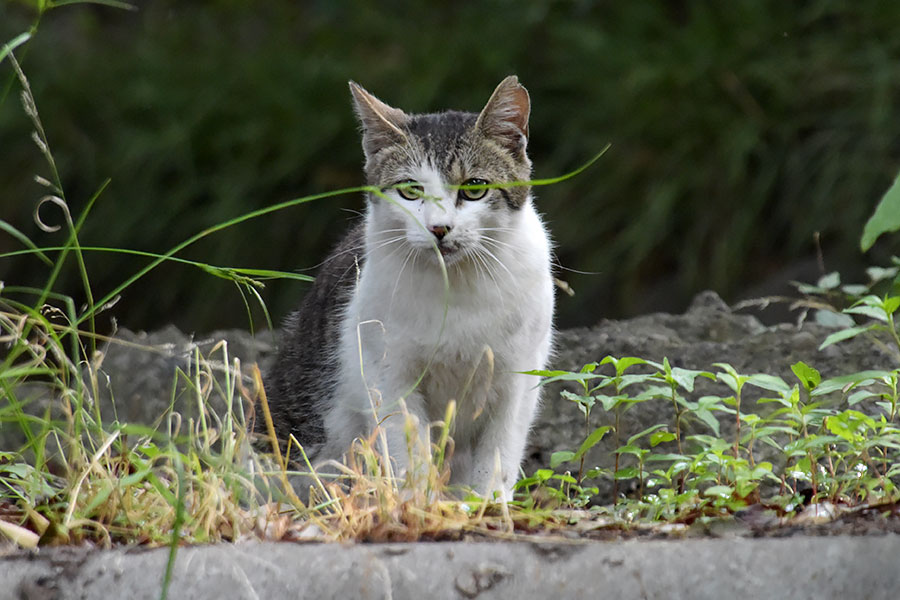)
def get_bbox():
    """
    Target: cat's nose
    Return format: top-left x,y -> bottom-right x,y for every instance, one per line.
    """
429,225 -> 451,240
